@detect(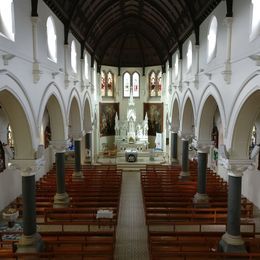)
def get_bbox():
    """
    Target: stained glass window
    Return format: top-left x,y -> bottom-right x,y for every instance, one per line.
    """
107,72 -> 114,97
100,71 -> 114,97
123,72 -> 131,97
101,71 -> 106,96
123,72 -> 140,98
149,71 -> 162,97
132,72 -> 140,97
